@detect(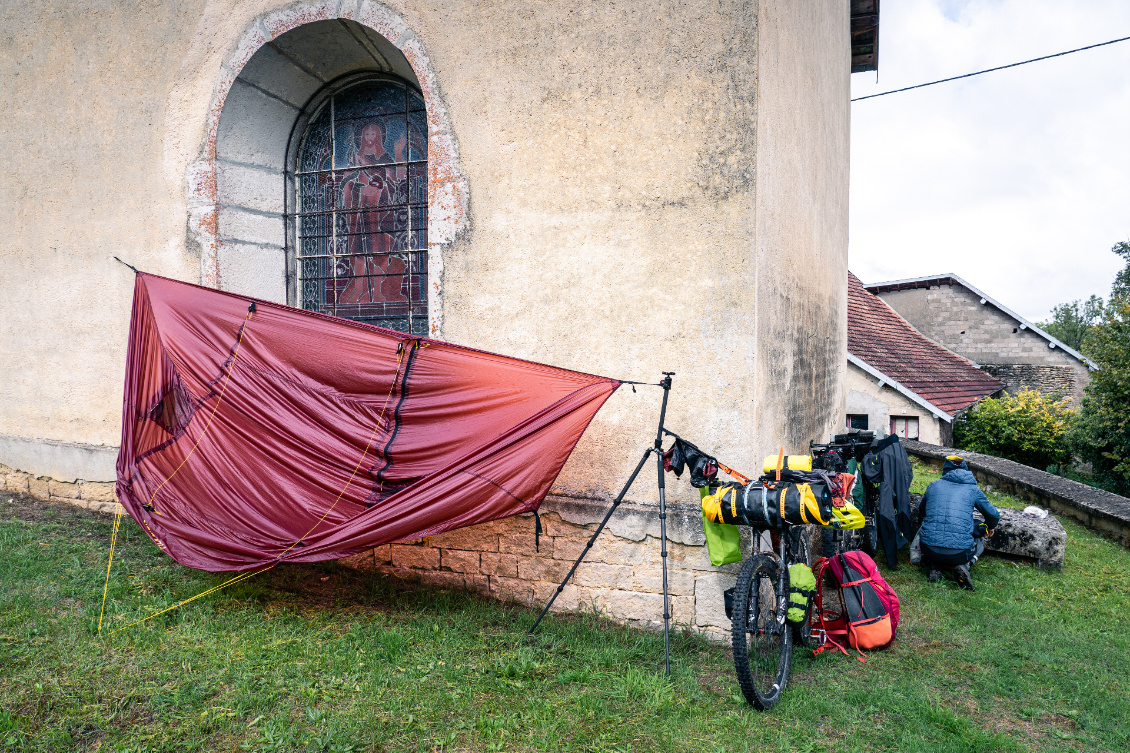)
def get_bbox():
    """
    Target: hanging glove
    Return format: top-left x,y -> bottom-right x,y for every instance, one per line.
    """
662,437 -> 719,488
